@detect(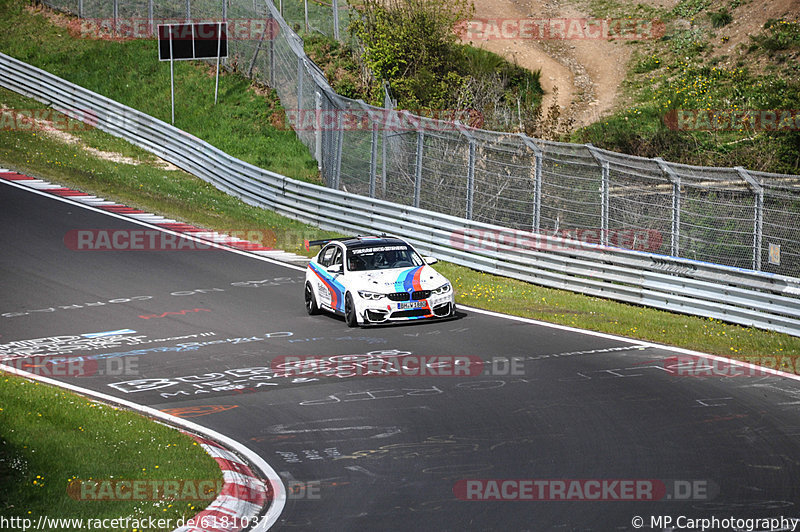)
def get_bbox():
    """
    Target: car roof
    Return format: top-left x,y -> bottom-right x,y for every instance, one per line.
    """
336,236 -> 410,250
